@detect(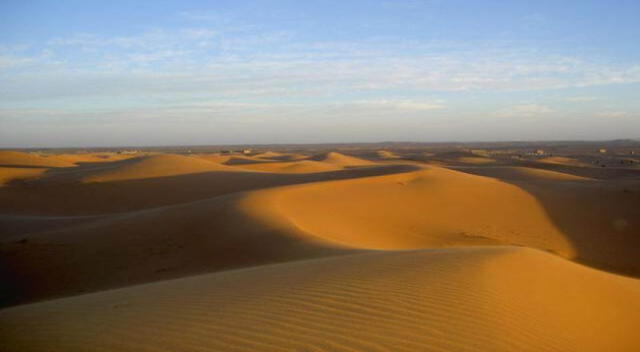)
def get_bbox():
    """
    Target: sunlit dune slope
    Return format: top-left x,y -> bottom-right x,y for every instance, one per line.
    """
0,167 -> 47,186
539,156 -> 590,167
191,153 -> 233,164
311,152 -> 374,166
245,166 -> 574,255
1,246 -> 638,352
83,154 -> 240,182
376,150 -> 401,159
233,160 -> 343,173
54,153 -> 136,164
0,151 -> 75,168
